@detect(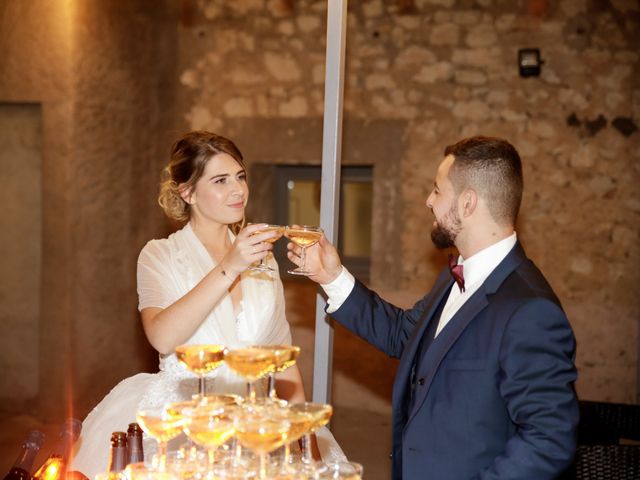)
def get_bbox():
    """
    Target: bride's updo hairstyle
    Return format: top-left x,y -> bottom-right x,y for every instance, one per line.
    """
158,131 -> 247,226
